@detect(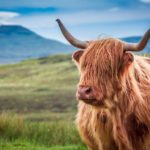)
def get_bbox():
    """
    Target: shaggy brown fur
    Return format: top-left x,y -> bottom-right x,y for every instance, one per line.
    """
73,38 -> 150,150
